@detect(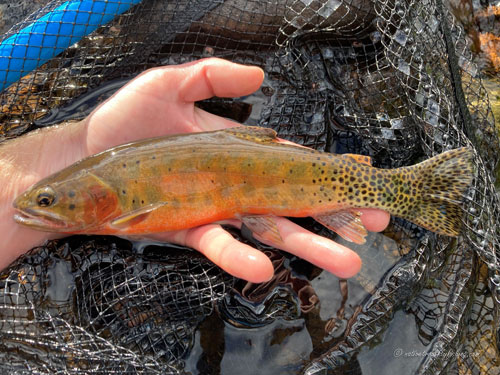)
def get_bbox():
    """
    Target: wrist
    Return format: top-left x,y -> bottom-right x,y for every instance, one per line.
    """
0,120 -> 87,271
